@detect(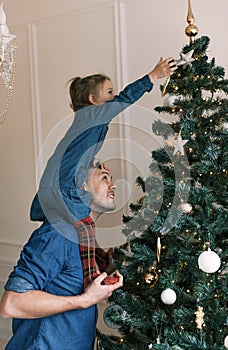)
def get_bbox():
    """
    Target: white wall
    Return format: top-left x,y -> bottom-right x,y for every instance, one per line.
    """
0,0 -> 227,339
